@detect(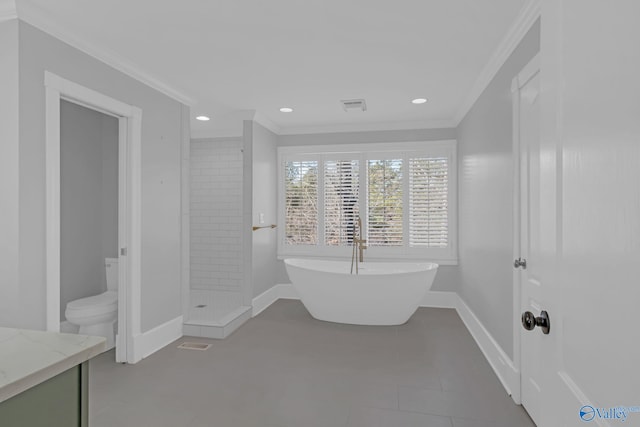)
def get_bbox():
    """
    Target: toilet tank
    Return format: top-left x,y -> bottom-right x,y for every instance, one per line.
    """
105,258 -> 119,292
